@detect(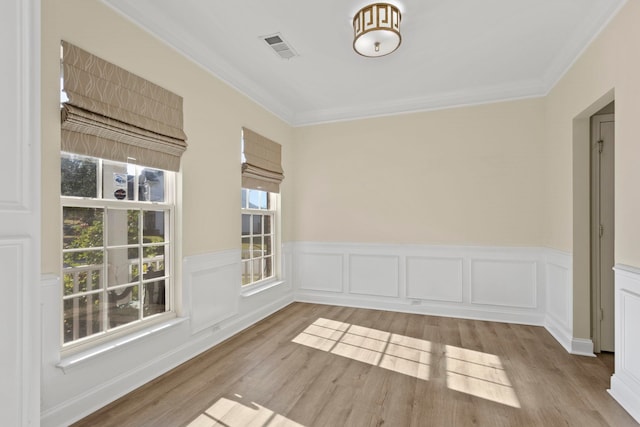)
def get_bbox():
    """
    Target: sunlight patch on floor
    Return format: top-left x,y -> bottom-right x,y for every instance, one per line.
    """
445,344 -> 521,408
186,395 -> 305,427
292,318 -> 521,408
292,317 -> 431,380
